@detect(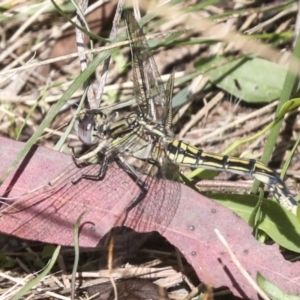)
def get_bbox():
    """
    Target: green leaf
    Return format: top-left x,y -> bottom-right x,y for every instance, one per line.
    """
0,252 -> 16,268
213,57 -> 286,103
257,273 -> 300,300
195,56 -> 287,103
172,71 -> 208,108
172,86 -> 188,108
42,245 -> 57,259
210,193 -> 300,253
